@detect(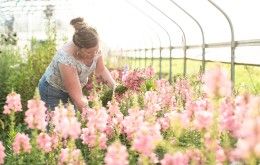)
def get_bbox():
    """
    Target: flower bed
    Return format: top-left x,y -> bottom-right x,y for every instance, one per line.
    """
0,65 -> 259,164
